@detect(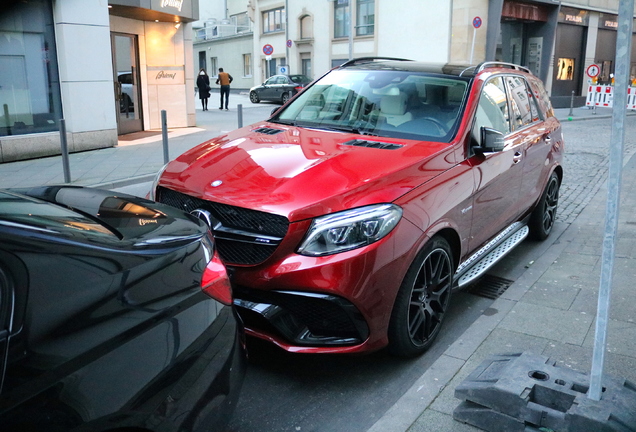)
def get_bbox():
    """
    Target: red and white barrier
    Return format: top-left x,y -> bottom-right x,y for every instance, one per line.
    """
586,85 -> 636,110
